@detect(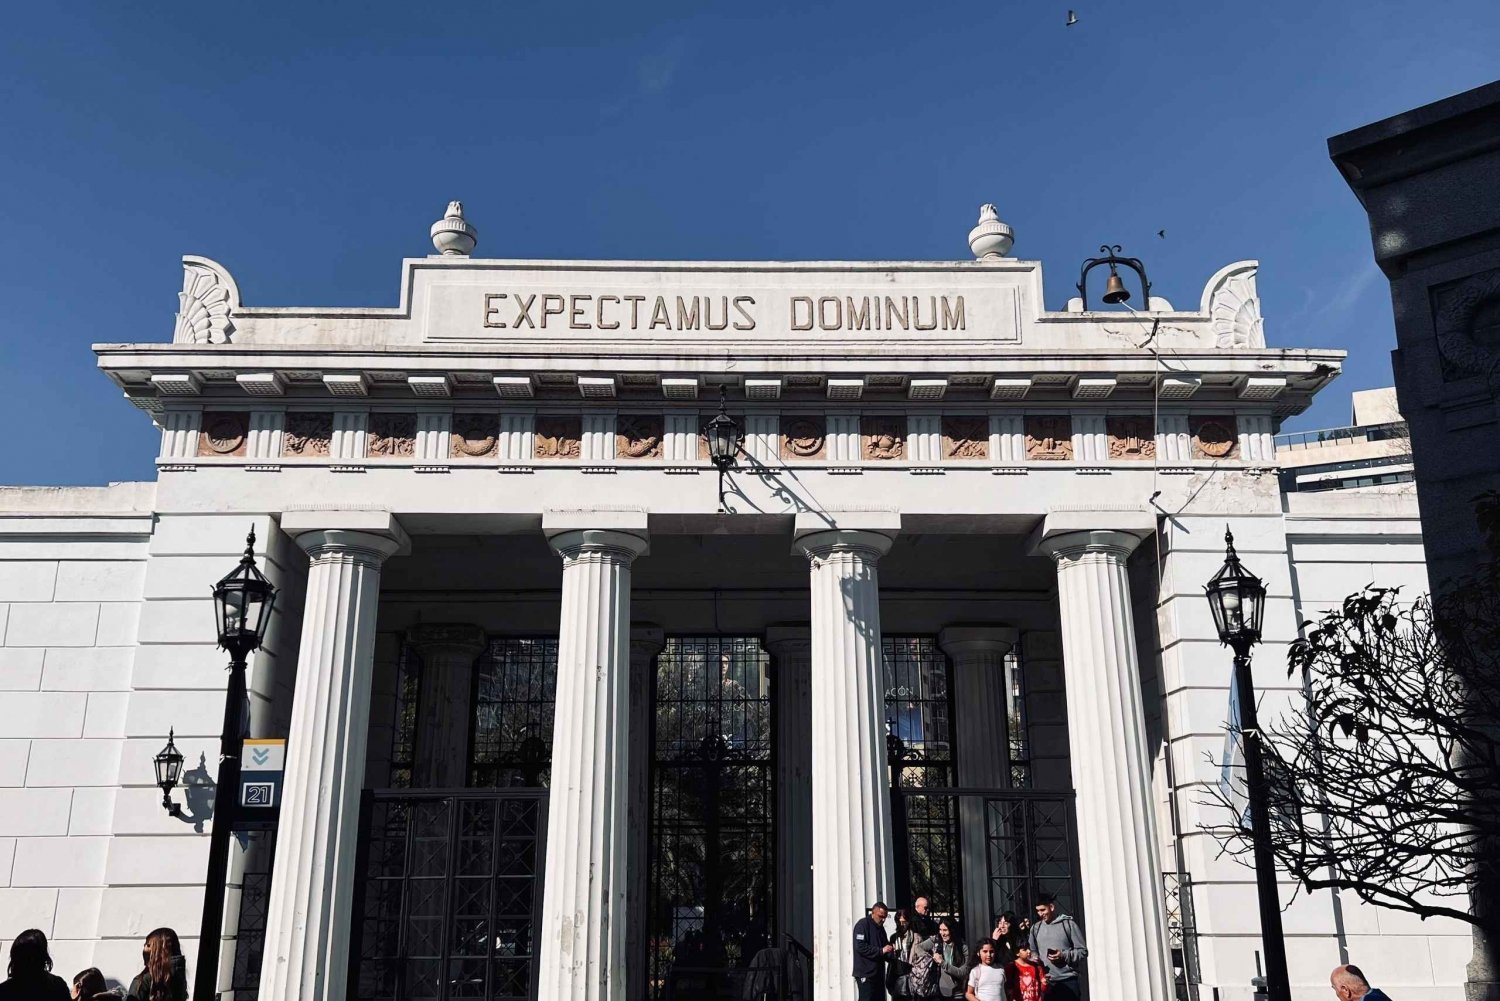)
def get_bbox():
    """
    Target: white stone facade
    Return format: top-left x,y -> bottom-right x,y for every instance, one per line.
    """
0,228 -> 1469,1001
